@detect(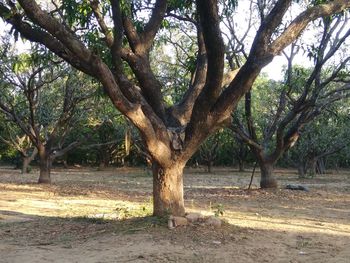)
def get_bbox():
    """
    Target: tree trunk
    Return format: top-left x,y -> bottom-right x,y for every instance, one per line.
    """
297,163 -> 306,178
316,158 -> 326,174
63,159 -> 68,169
238,160 -> 245,172
207,160 -> 213,173
38,151 -> 51,184
22,157 -> 31,174
307,158 -> 317,178
152,162 -> 185,217
98,161 -> 106,170
63,153 -> 69,169
259,162 -> 278,189
21,147 -> 38,174
98,148 -> 110,170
